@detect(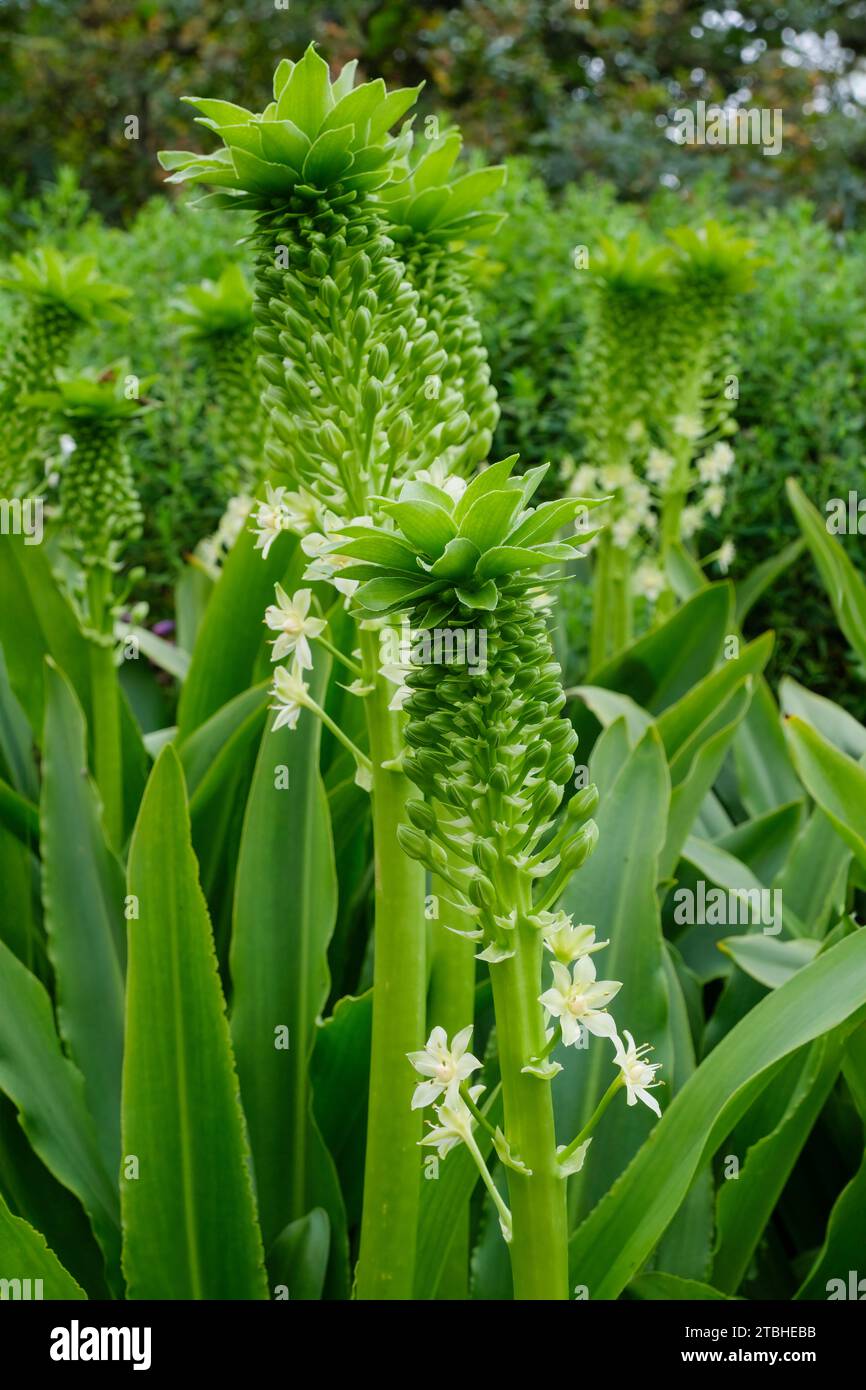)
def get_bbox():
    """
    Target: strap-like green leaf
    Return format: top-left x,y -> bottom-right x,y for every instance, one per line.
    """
568,928 -> 866,1298
0,1188 -> 87,1300
121,746 -> 267,1299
